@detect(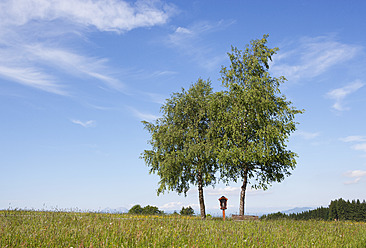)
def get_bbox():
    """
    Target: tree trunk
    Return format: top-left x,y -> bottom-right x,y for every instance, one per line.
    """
239,167 -> 249,216
197,172 -> 206,219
